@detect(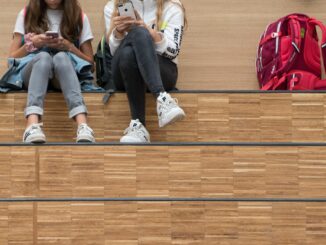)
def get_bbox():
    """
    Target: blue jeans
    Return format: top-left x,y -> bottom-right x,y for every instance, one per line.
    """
22,52 -> 87,118
112,26 -> 178,125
